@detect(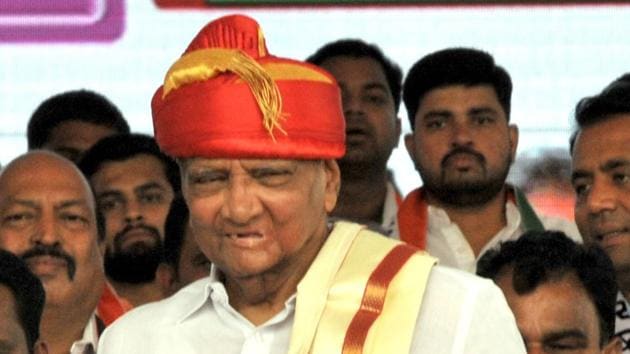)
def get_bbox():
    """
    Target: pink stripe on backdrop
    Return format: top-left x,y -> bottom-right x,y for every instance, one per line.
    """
0,0 -> 124,43
0,0 -> 95,15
